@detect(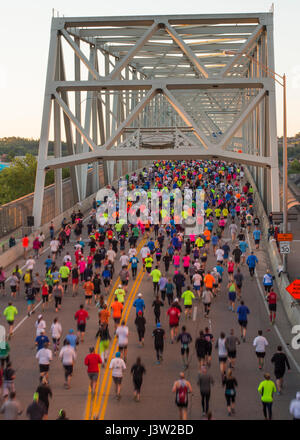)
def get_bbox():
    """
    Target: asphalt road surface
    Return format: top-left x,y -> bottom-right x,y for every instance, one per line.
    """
0,207 -> 299,420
